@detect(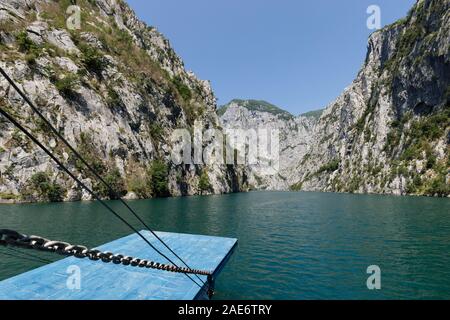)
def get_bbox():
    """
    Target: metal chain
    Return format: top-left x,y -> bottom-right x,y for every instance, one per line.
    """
0,229 -> 212,276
